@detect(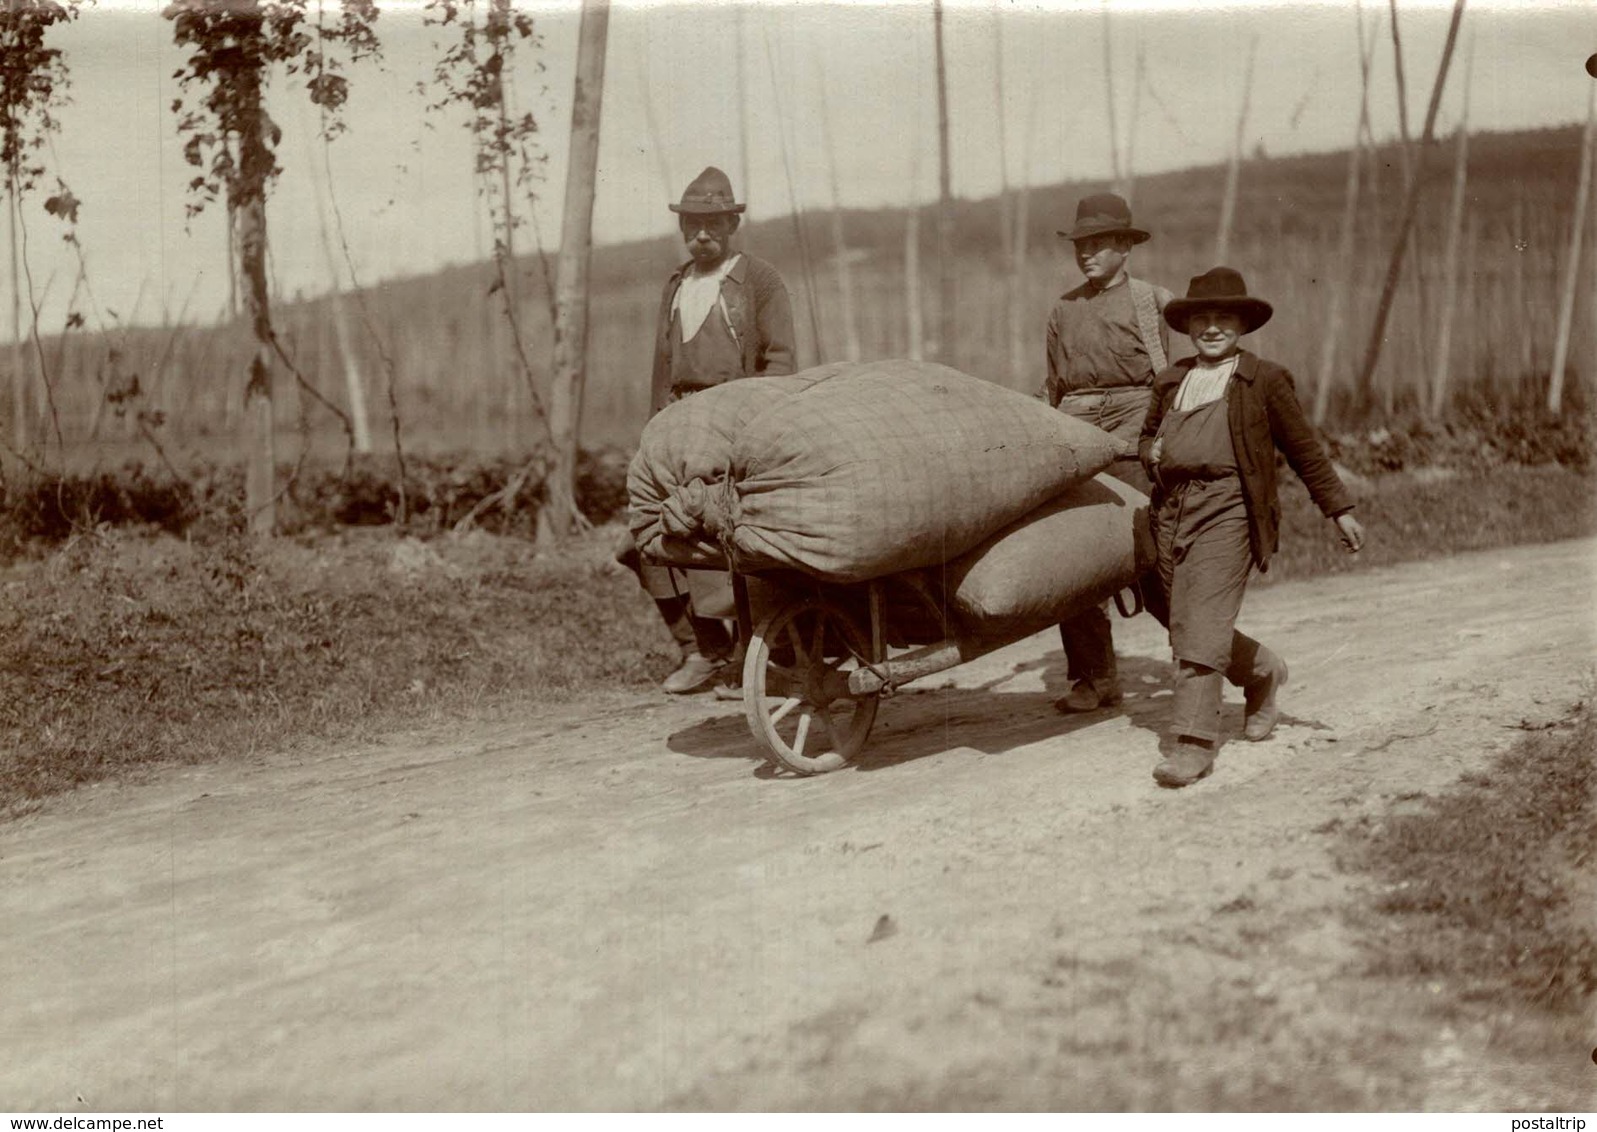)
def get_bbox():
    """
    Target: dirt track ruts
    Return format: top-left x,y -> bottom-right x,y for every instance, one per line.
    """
2,538 -> 1594,1111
